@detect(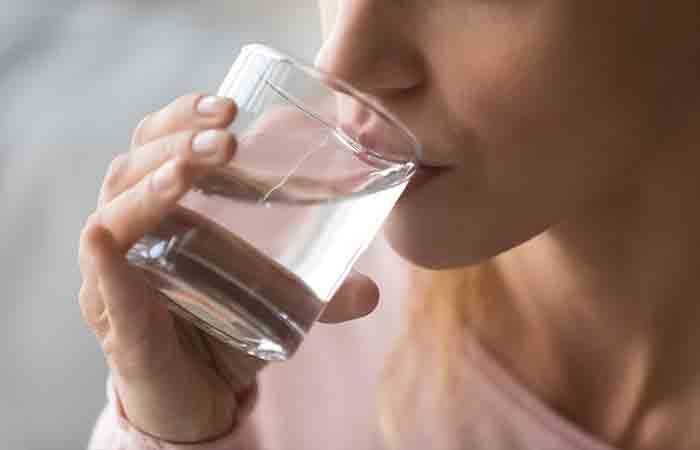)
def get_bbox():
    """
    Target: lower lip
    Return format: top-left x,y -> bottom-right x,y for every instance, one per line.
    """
344,122 -> 451,192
